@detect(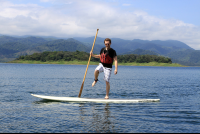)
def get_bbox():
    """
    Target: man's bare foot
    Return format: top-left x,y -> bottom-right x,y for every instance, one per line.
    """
105,96 -> 109,99
92,81 -> 97,87
92,79 -> 98,87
